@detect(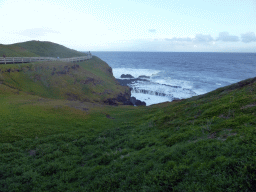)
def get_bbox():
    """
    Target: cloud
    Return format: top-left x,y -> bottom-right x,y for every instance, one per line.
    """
17,28 -> 60,38
194,34 -> 214,42
165,37 -> 193,42
216,32 -> 239,42
148,29 -> 156,33
164,34 -> 213,44
241,32 -> 256,43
